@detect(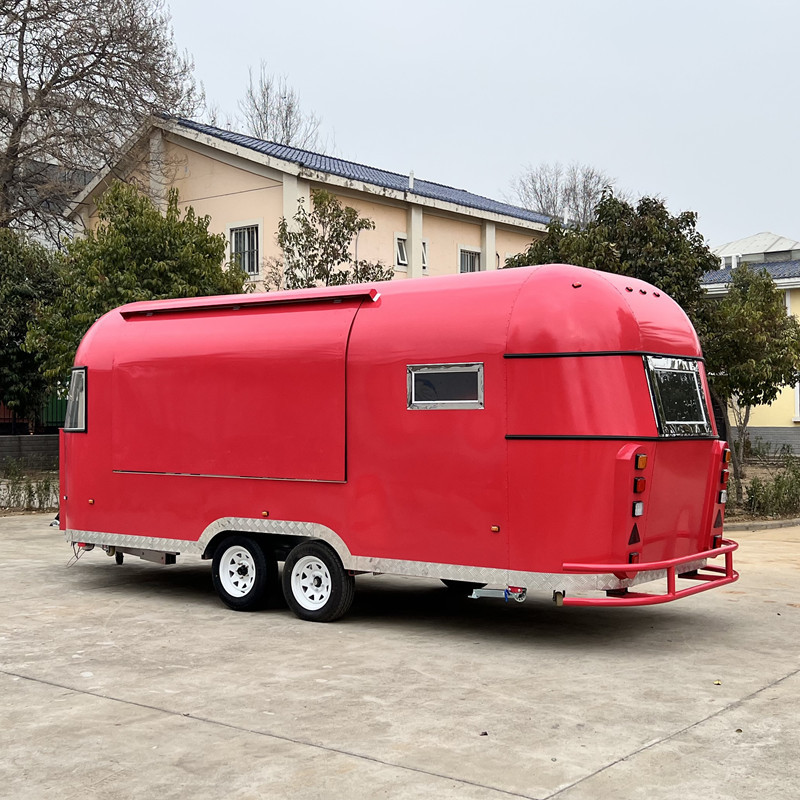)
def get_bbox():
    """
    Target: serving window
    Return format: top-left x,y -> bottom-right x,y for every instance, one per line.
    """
645,356 -> 712,437
407,363 -> 484,410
